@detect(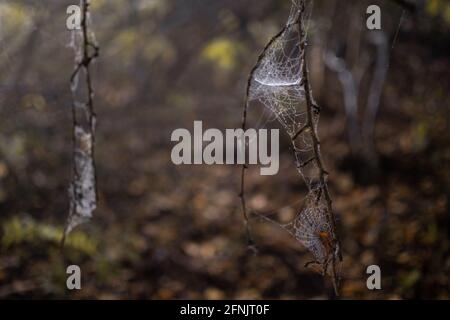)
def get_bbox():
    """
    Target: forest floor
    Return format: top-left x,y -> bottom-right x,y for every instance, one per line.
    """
0,0 -> 449,299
